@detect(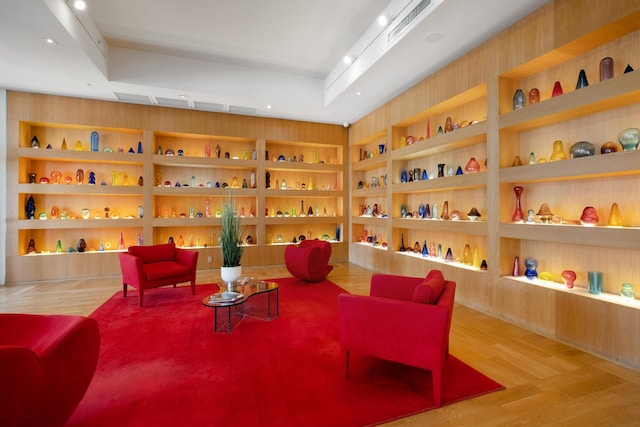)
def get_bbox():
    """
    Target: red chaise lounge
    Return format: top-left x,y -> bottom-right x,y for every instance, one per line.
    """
284,239 -> 334,282
118,242 -> 199,306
